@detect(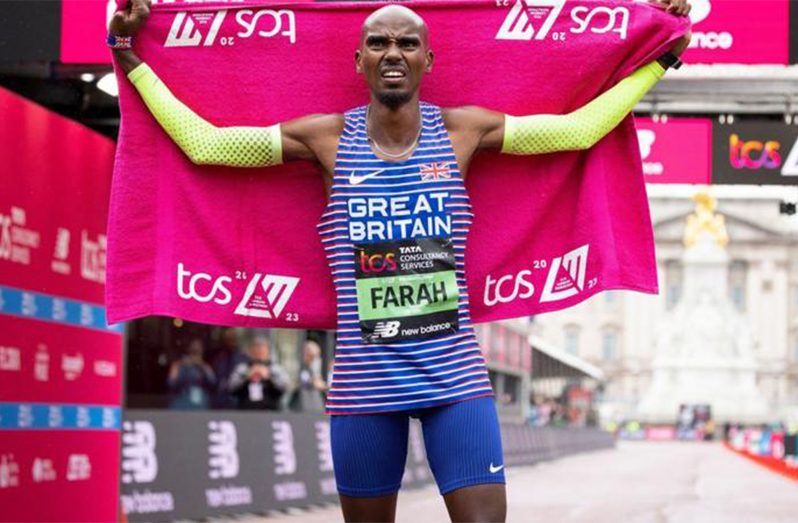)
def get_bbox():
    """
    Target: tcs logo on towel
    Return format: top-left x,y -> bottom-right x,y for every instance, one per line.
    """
496,0 -> 629,42
162,1 -> 297,48
176,262 -> 300,320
